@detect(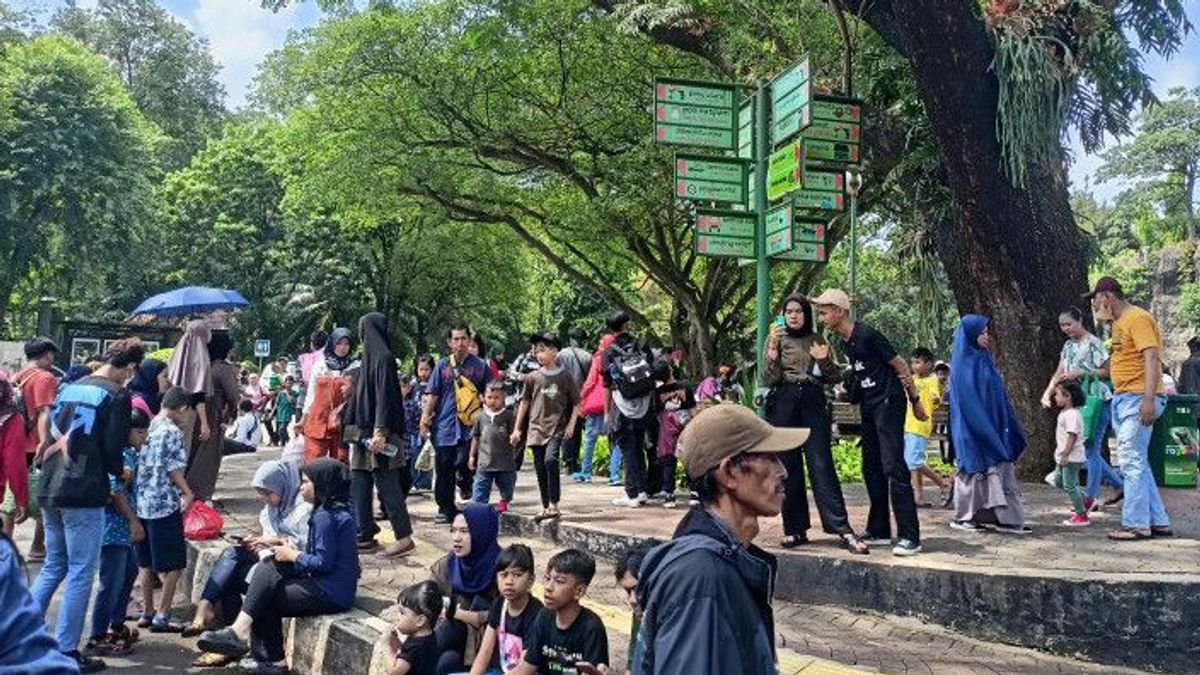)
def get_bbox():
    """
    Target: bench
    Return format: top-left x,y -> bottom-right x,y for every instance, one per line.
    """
832,402 -> 949,443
